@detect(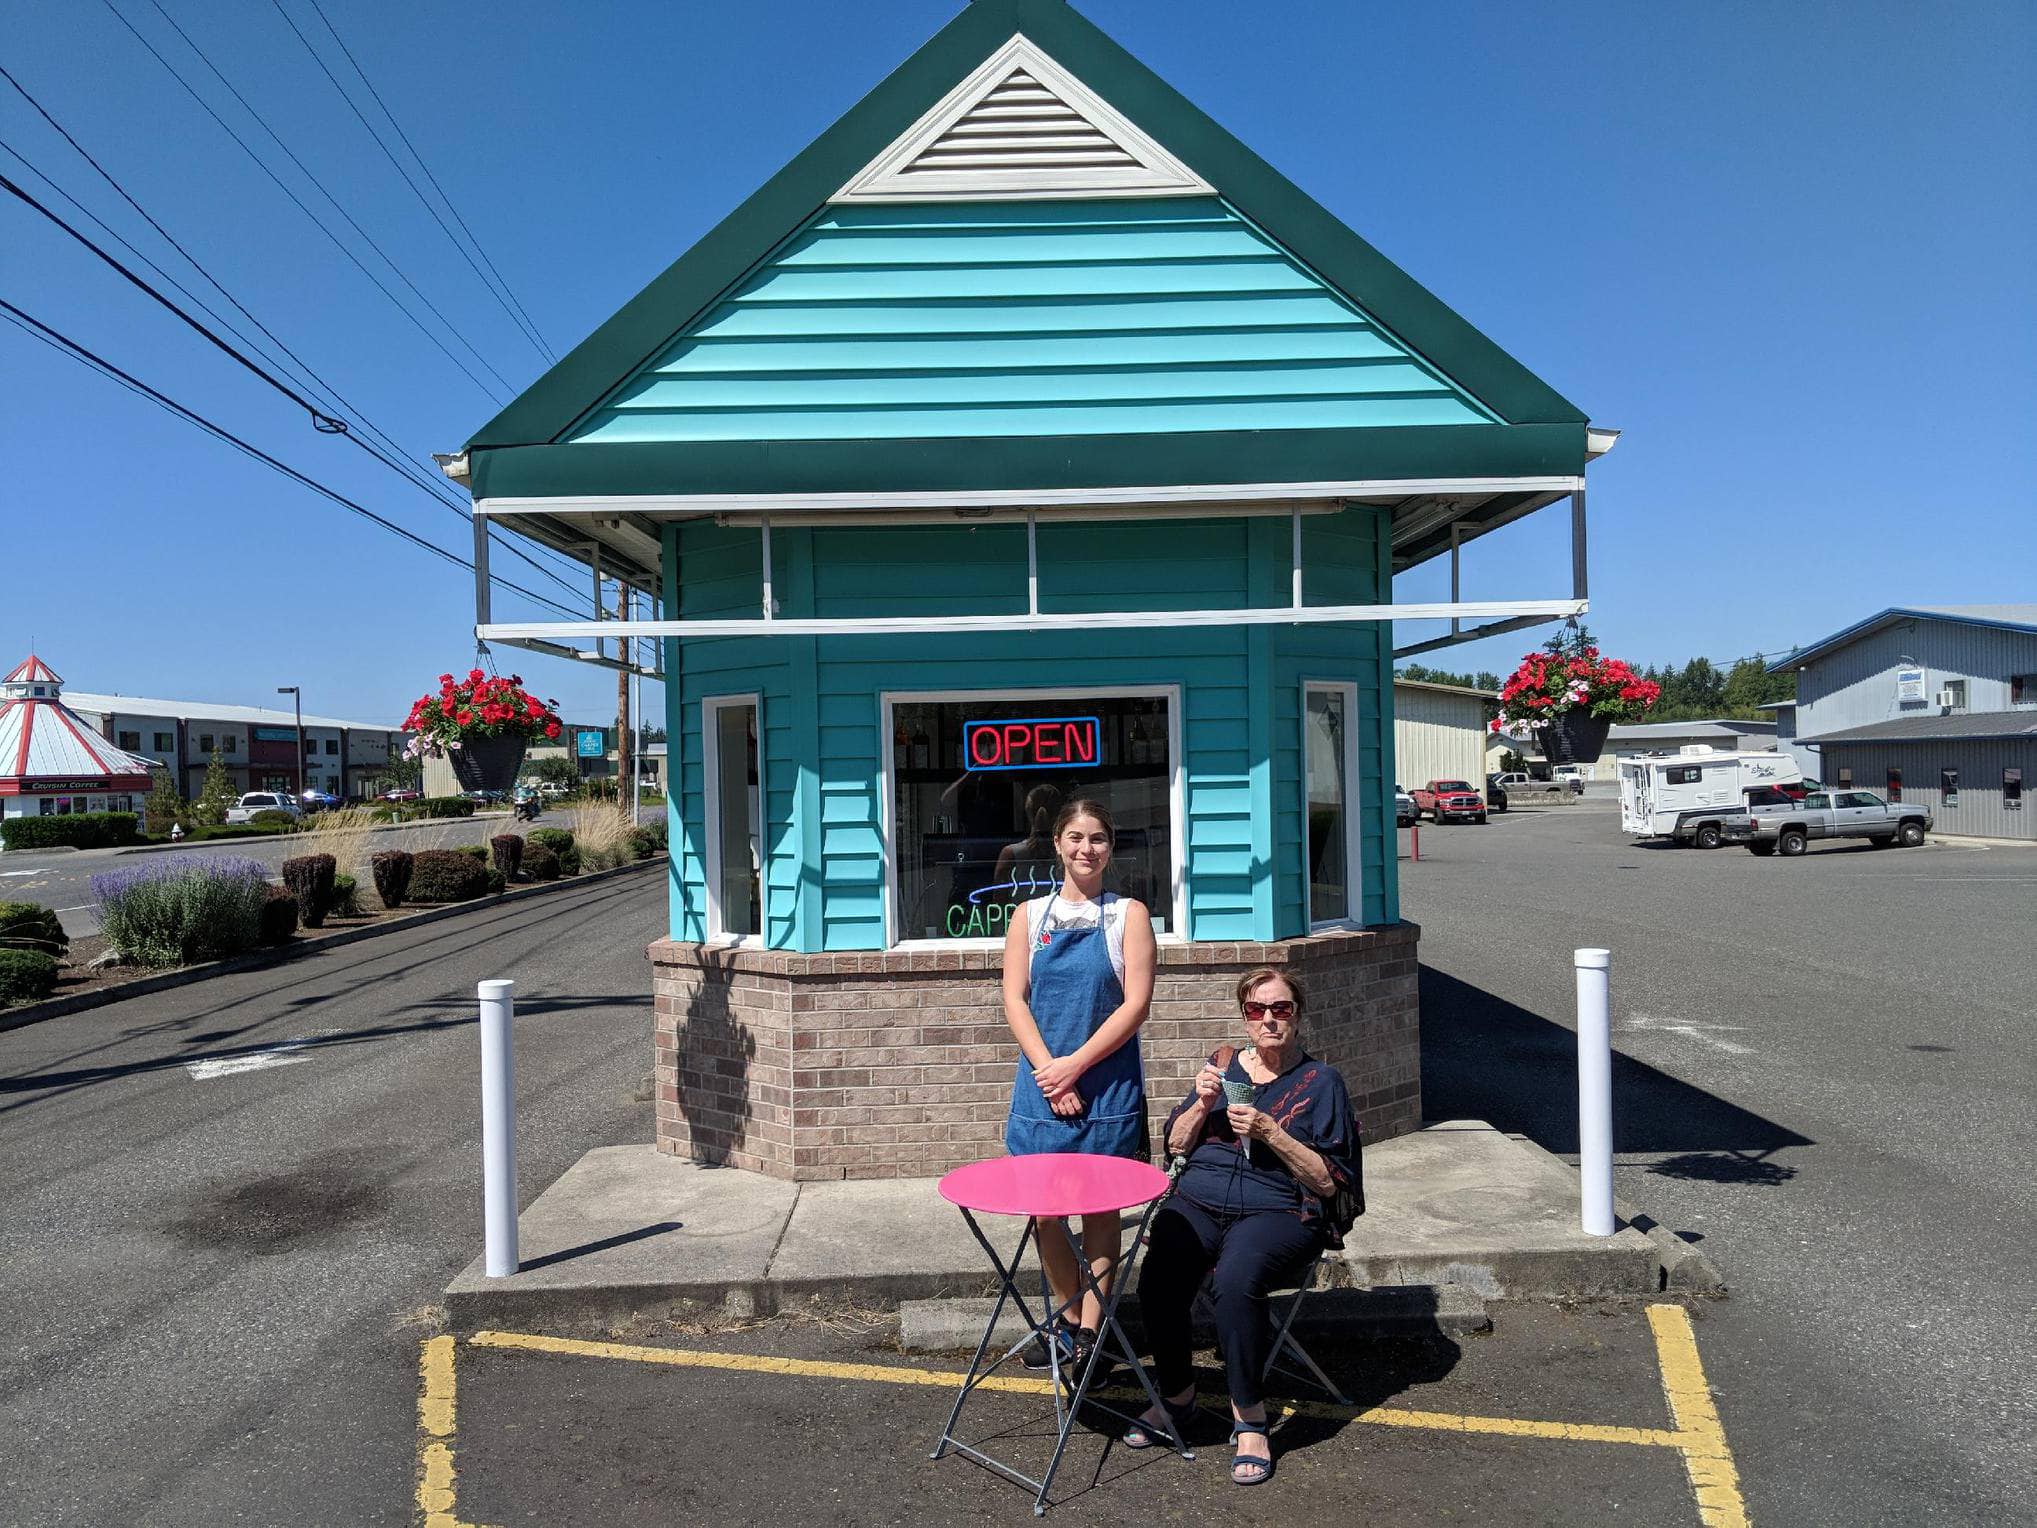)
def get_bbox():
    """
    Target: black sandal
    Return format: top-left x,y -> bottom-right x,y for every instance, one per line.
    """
1123,1392 -> 1198,1450
1229,1419 -> 1274,1485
